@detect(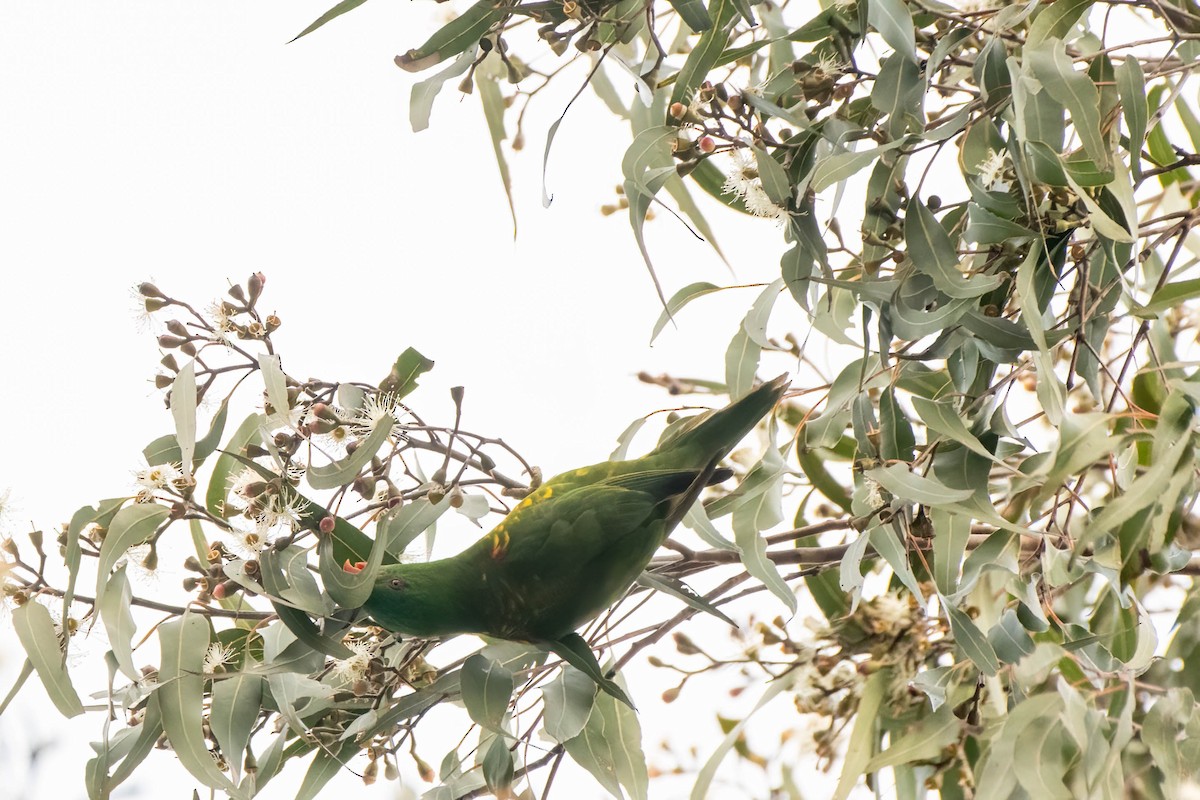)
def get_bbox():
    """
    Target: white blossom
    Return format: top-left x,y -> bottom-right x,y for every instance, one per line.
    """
226,521 -> 271,559
258,491 -> 305,532
134,463 -> 183,501
722,148 -> 788,223
353,393 -> 406,438
205,300 -> 238,343
202,641 -> 236,675
864,592 -> 913,634
331,639 -> 377,683
743,182 -> 789,223
722,147 -> 757,198
976,148 -> 1011,192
